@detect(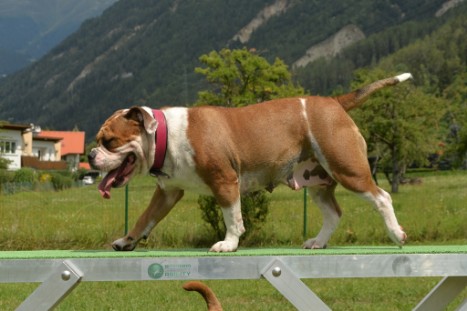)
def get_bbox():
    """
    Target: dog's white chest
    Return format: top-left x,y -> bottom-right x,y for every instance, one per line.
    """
159,108 -> 212,195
